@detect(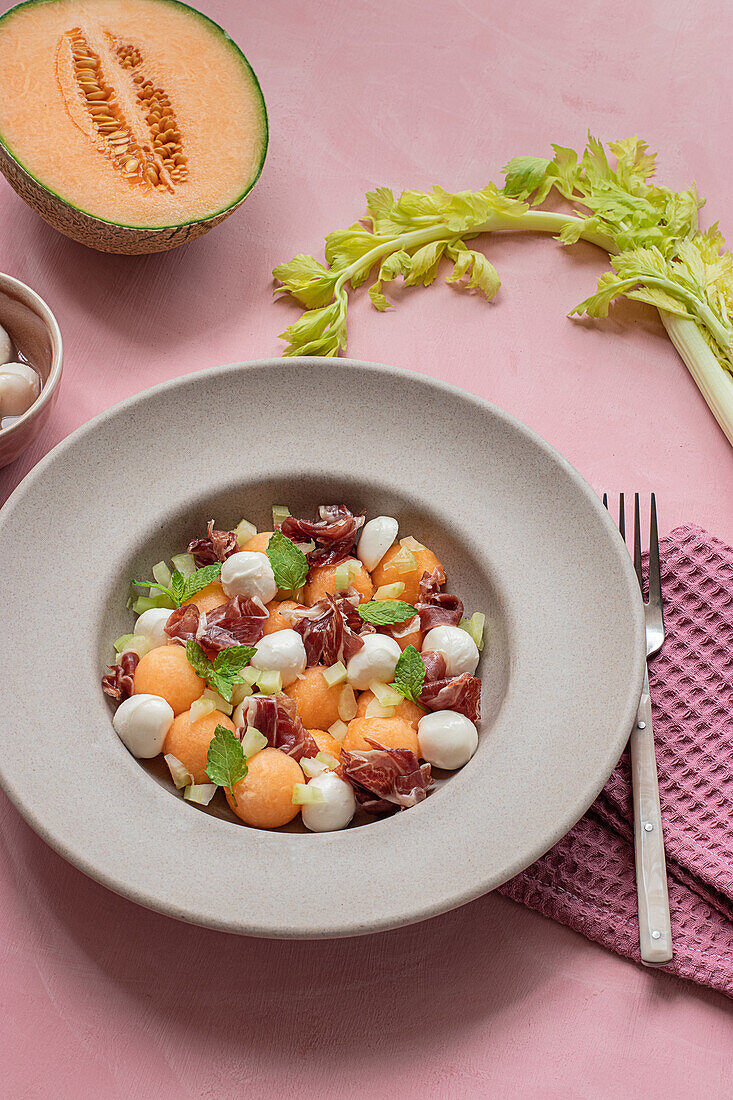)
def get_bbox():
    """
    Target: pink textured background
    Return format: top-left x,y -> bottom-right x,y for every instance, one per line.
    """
1,0 -> 732,1095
